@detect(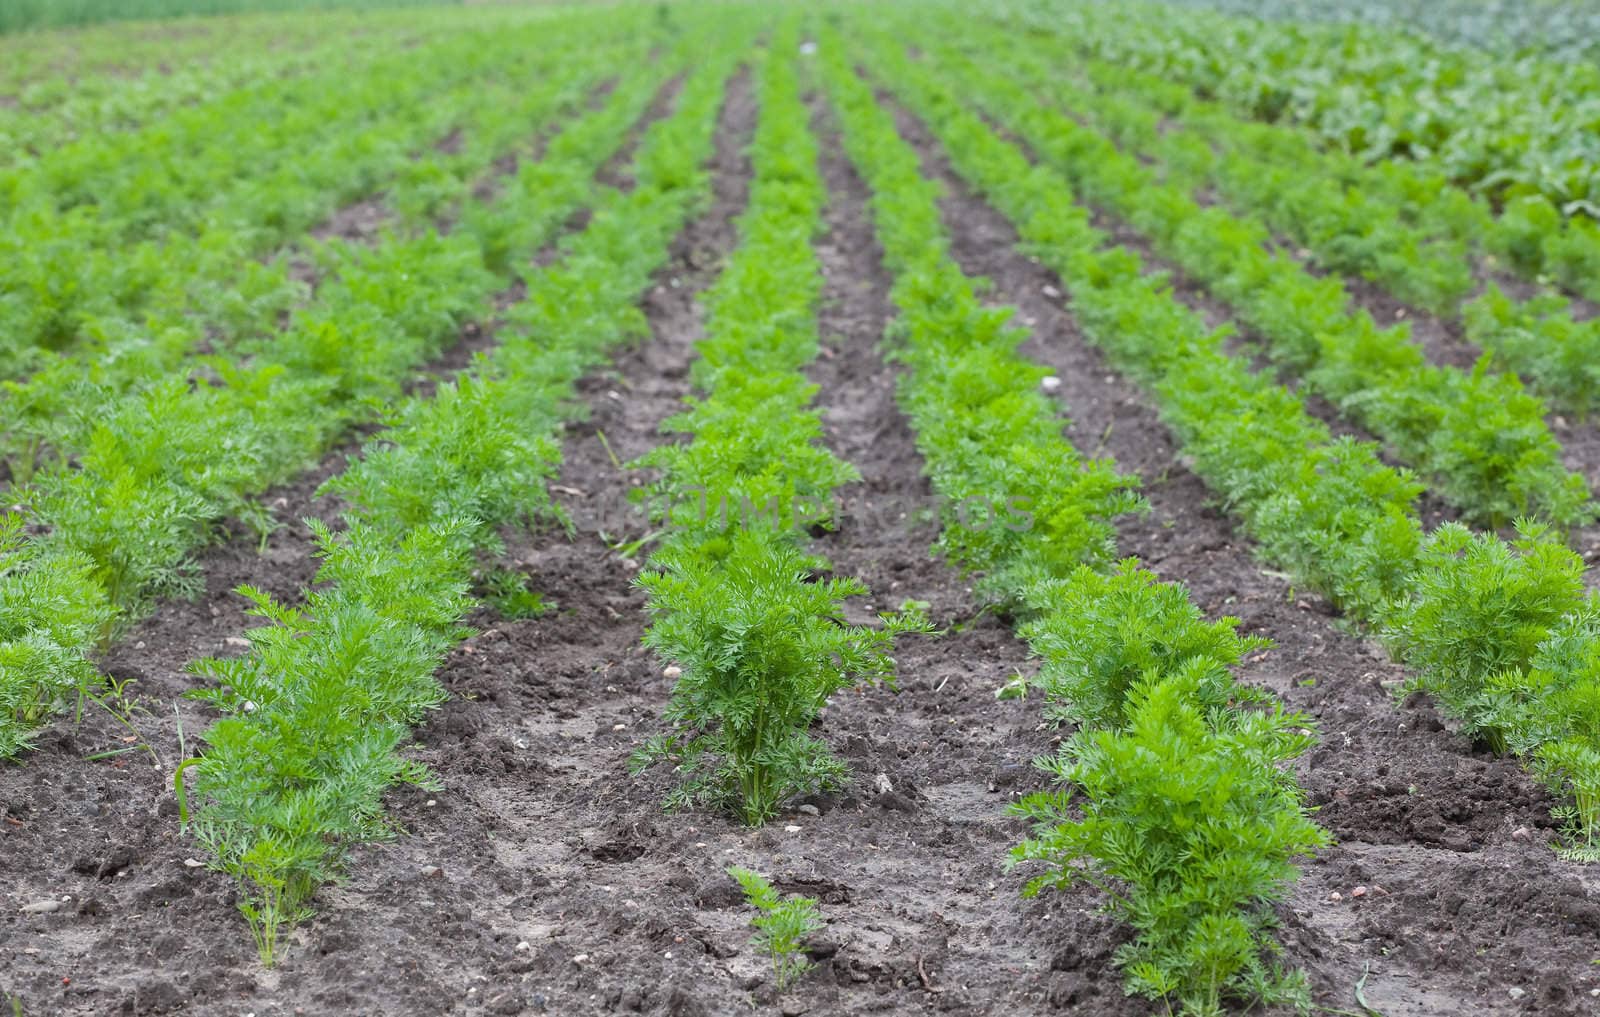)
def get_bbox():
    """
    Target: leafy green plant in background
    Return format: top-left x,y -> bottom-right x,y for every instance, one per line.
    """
728,866 -> 824,991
